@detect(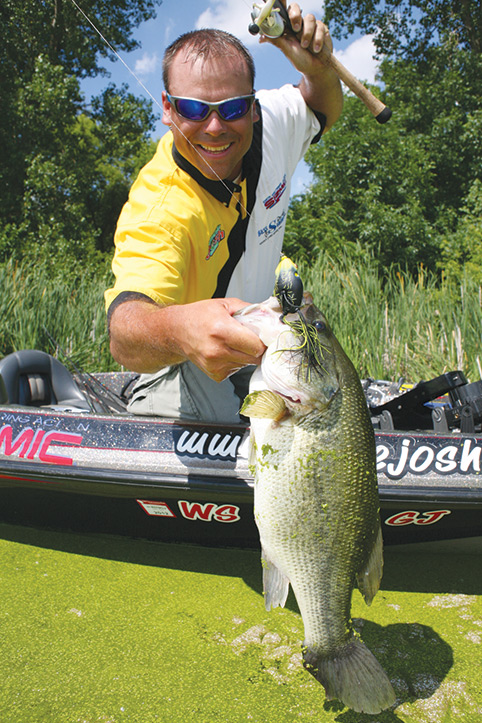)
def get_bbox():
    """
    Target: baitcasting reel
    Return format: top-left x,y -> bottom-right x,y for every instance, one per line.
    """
248,0 -> 292,39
